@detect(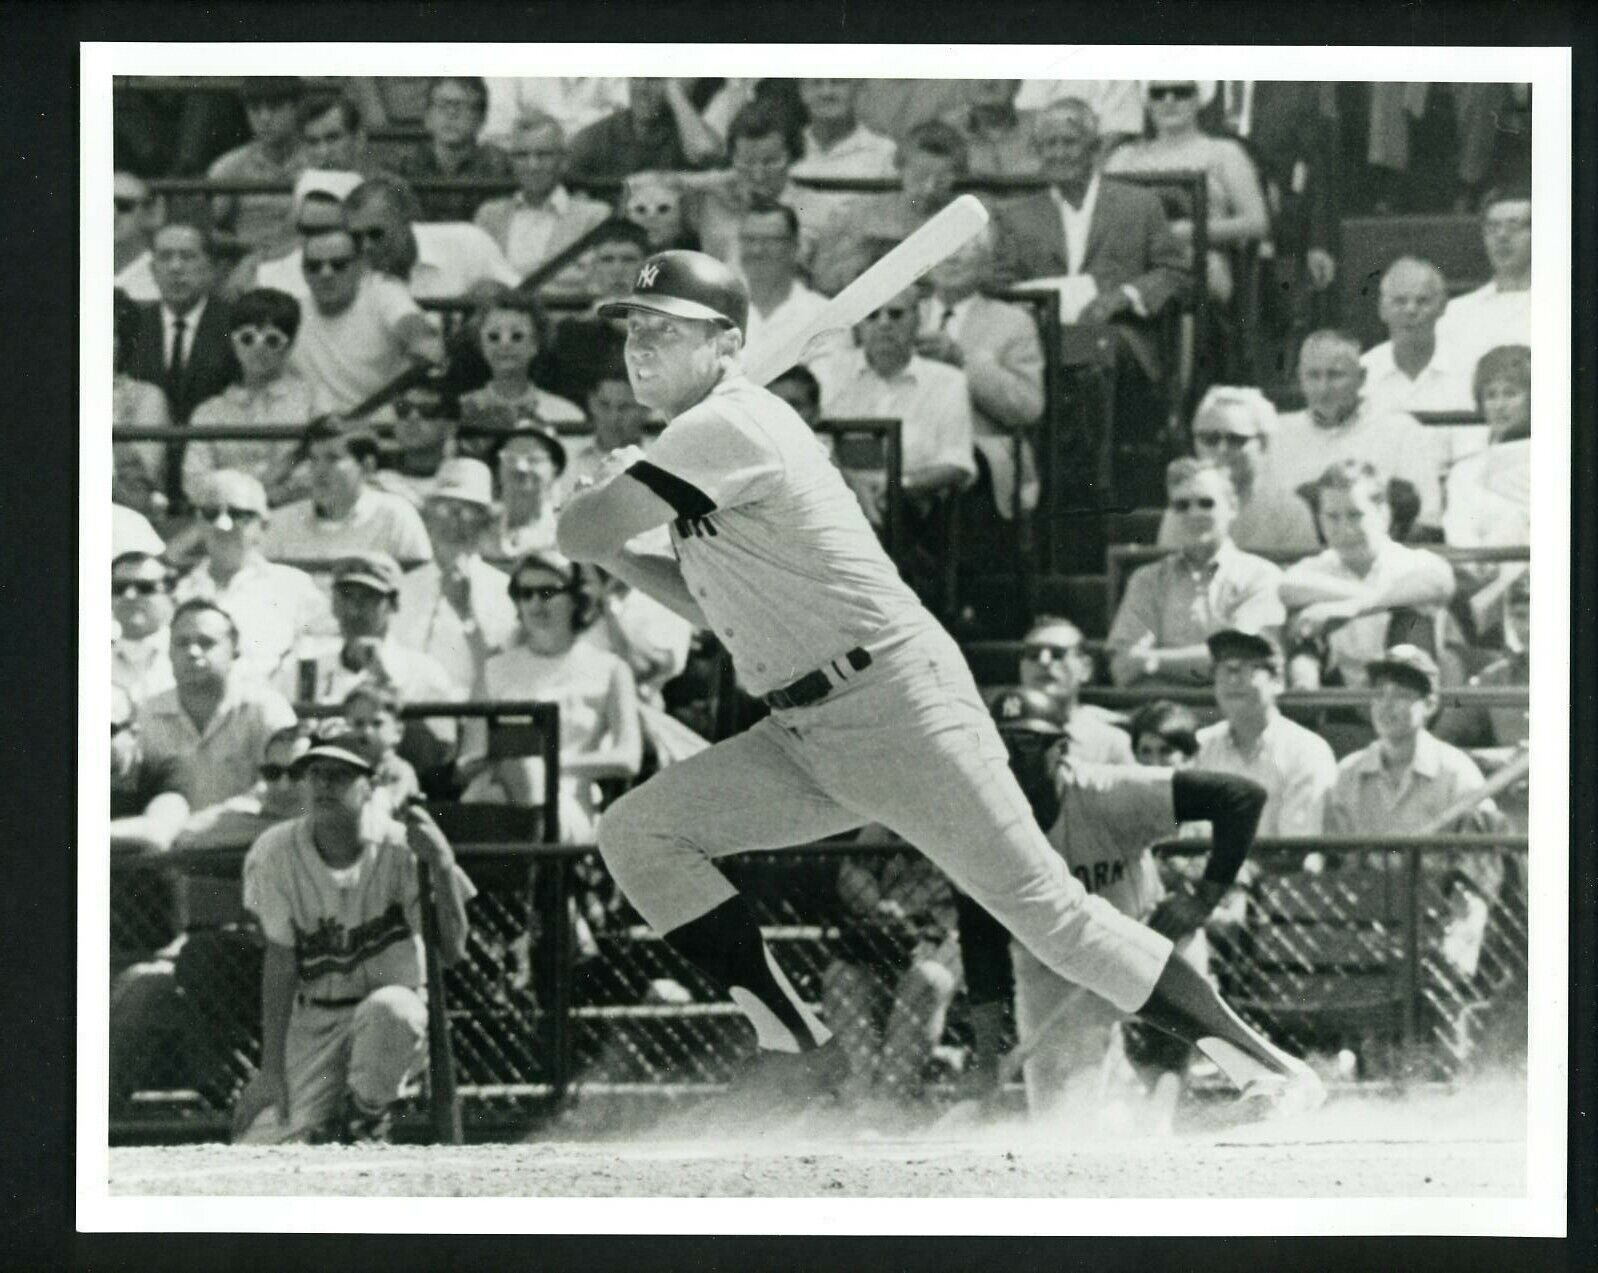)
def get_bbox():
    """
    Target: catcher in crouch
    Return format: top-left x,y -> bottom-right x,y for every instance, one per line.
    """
963,686 -> 1272,1121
